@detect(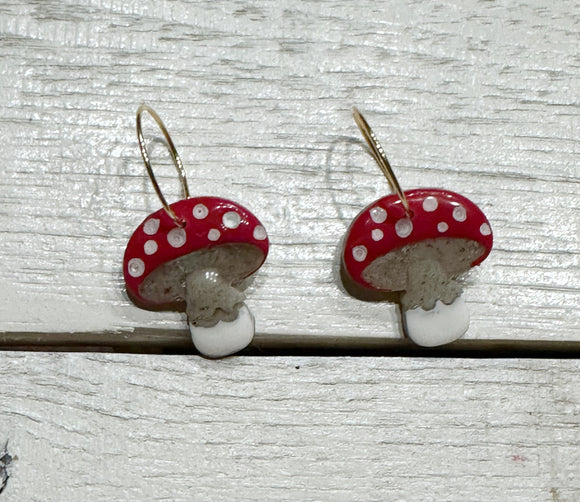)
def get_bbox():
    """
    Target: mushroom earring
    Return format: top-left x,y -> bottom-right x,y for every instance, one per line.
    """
342,108 -> 493,347
124,105 -> 269,357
